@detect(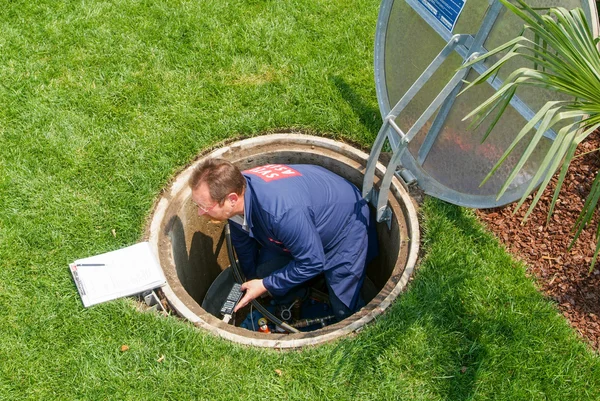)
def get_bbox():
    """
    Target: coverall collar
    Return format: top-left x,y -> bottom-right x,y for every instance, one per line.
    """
242,177 -> 254,237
